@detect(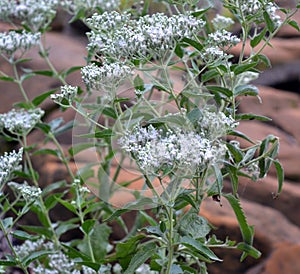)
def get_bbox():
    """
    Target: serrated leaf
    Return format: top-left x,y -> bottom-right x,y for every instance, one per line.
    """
234,85 -> 259,97
181,236 -> 221,261
123,242 -> 157,274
